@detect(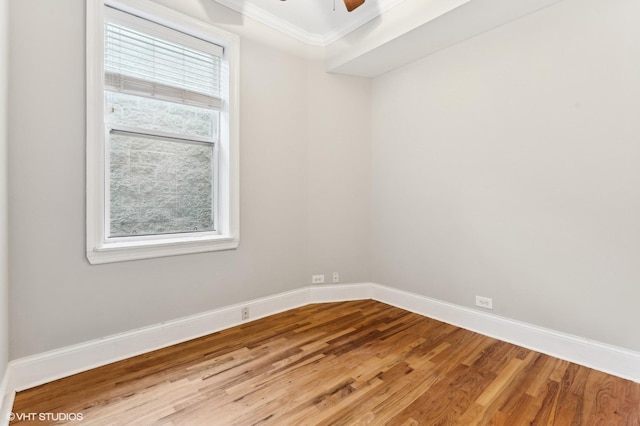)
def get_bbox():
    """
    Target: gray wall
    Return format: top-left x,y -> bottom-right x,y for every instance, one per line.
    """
0,0 -> 8,381
371,0 -> 640,351
8,0 -> 640,362
8,0 -> 371,358
306,61 -> 371,283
